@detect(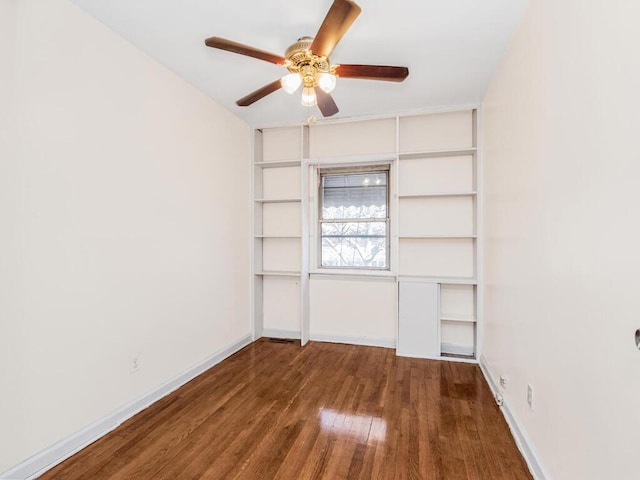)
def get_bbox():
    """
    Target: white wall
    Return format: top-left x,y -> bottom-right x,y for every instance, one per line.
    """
310,277 -> 396,345
0,0 -> 250,473
482,0 -> 640,478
